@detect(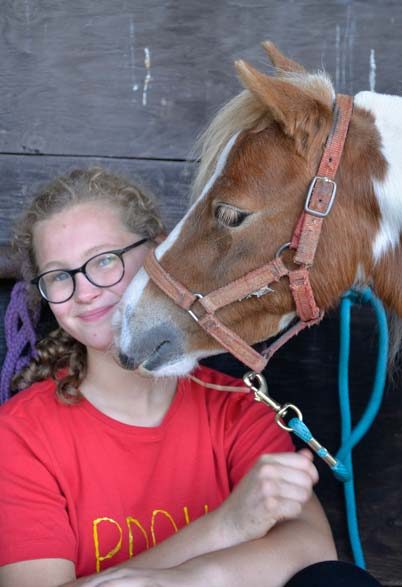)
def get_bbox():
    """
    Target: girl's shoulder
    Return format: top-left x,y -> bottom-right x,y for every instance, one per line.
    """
184,364 -> 256,415
187,364 -> 247,390
185,365 -> 294,460
0,378 -> 82,459
0,378 -> 59,420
